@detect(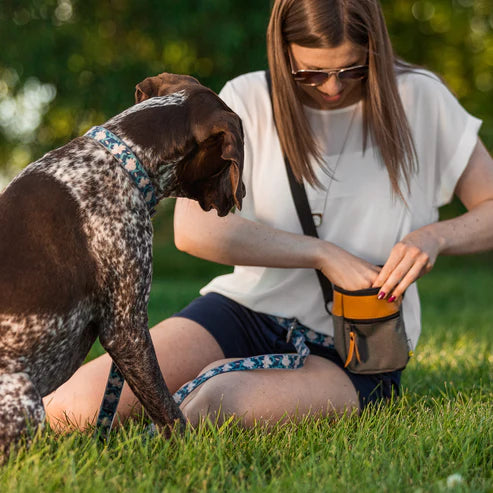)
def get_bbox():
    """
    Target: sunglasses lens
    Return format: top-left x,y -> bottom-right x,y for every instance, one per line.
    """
292,66 -> 368,85
338,66 -> 368,81
293,71 -> 328,86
